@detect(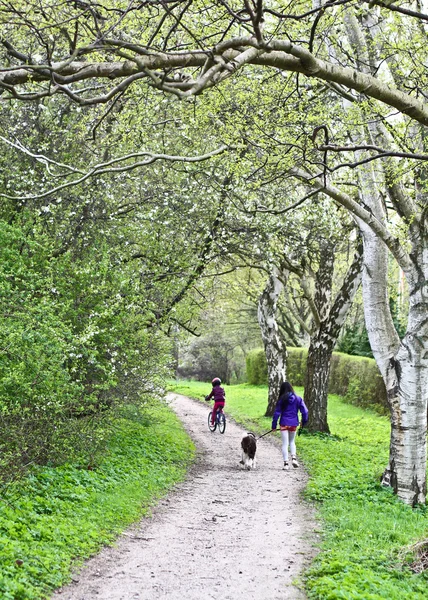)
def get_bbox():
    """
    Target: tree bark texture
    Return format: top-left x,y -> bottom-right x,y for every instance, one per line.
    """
304,239 -> 363,433
335,7 -> 428,504
353,130 -> 427,503
257,270 -> 287,416
361,217 -> 428,505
